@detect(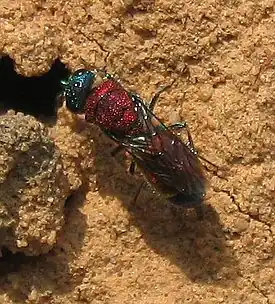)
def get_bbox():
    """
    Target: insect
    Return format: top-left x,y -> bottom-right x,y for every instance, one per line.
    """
61,69 -> 214,214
